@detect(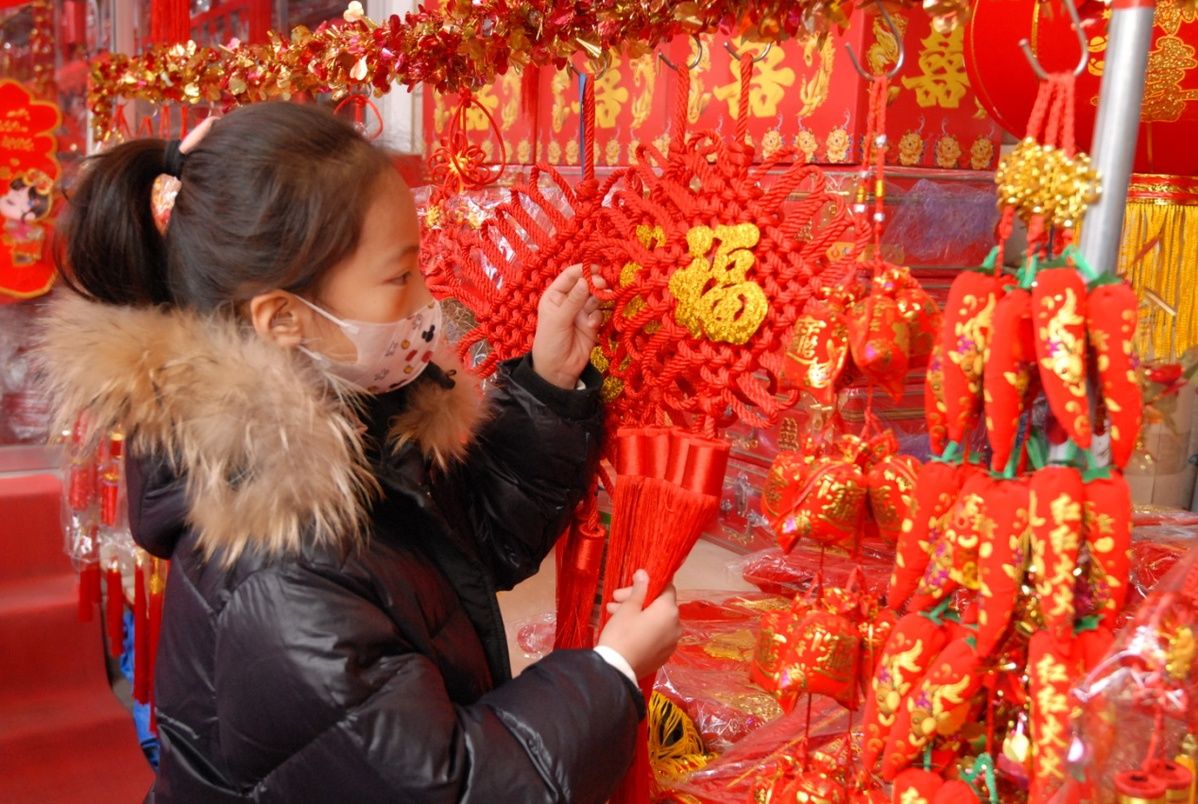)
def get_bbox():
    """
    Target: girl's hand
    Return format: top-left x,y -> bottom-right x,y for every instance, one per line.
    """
598,570 -> 682,680
531,264 -> 606,390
